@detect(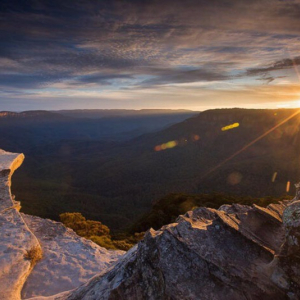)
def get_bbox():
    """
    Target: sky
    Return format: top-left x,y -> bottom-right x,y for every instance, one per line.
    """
1,0 -> 300,111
